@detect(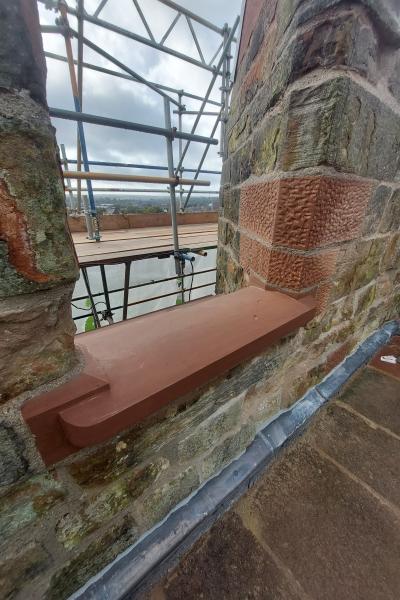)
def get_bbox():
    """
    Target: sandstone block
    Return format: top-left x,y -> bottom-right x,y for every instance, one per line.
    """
240,235 -> 337,291
216,246 -> 244,293
244,386 -> 281,427
240,176 -> 372,250
0,543 -> 50,600
281,77 -> 400,180
57,460 -> 166,549
221,187 -> 240,224
47,516 -> 137,600
379,189 -> 400,233
0,285 -> 77,401
331,238 -> 386,300
200,424 -> 256,482
229,140 -> 252,186
279,0 -> 400,45
0,1 -> 46,104
0,92 -> 78,297
362,185 -> 391,236
388,51 -> 400,103
0,424 -> 28,487
138,467 -> 199,527
178,395 -> 243,461
0,473 -> 65,541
